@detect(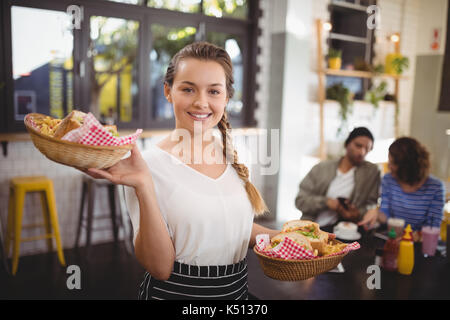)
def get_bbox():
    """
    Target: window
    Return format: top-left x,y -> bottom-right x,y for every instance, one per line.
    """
10,6 -> 74,121
147,0 -> 201,13
1,0 -> 258,132
89,16 -> 140,124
